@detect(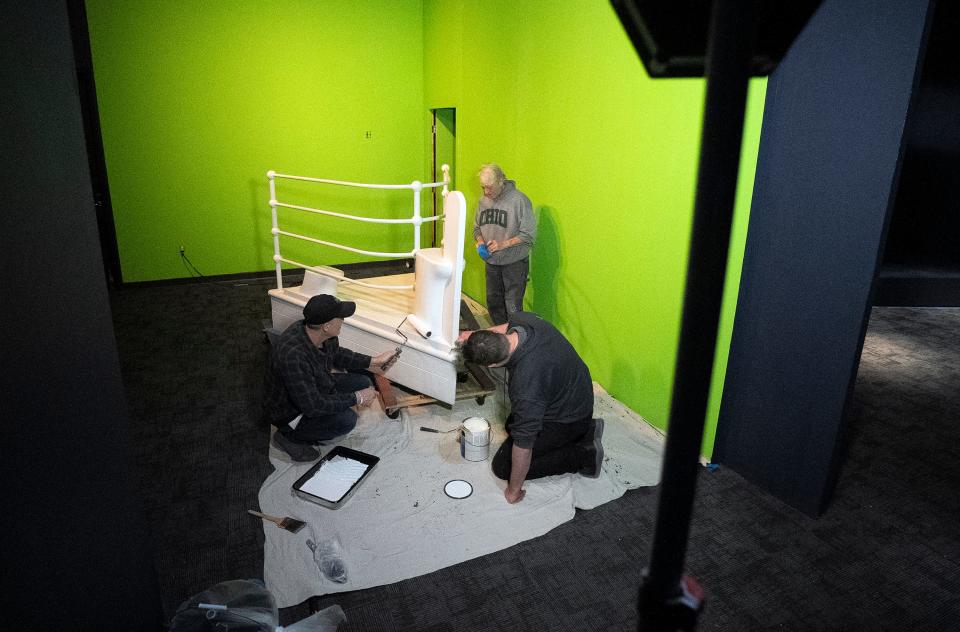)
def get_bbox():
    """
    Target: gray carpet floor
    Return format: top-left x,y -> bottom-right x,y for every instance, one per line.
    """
110,276 -> 960,631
